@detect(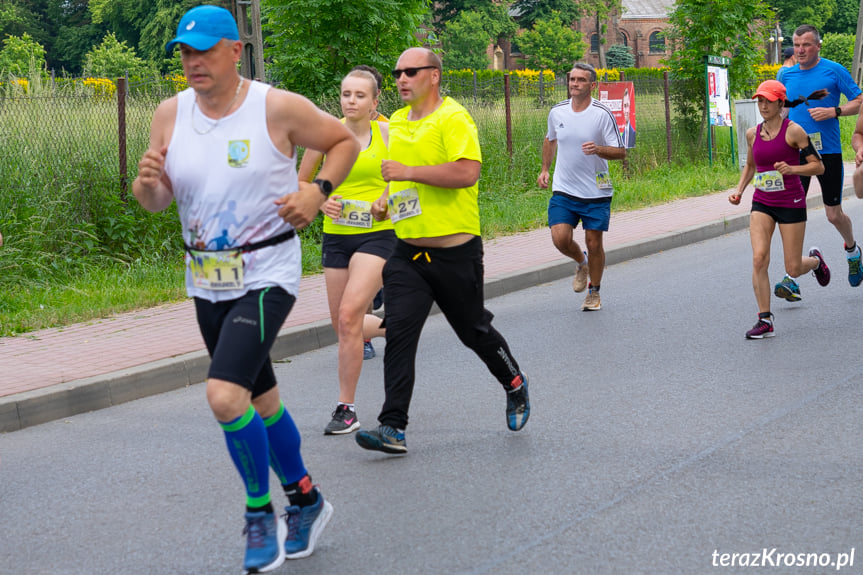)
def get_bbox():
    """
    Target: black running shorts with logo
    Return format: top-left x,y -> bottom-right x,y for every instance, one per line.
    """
194,286 -> 295,398
751,200 -> 807,224
799,152 -> 844,206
